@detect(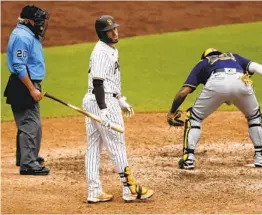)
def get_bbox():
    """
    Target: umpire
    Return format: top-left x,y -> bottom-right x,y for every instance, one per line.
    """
4,5 -> 50,175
